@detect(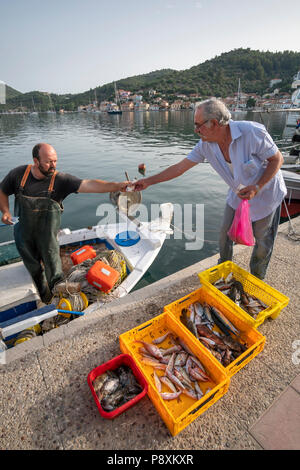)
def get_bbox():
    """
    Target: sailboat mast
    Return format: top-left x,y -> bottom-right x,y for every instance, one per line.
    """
237,78 -> 241,109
